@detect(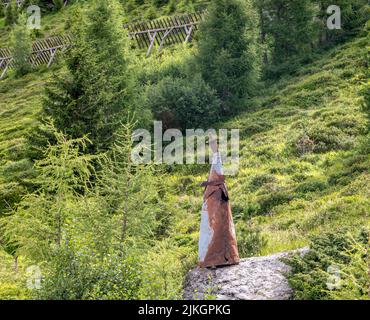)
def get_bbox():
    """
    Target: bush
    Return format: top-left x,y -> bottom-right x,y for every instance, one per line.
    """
138,240 -> 196,299
0,283 -> 29,300
292,123 -> 358,155
52,0 -> 64,10
0,250 -> 30,300
233,201 -> 261,220
294,133 -> 315,156
241,119 -> 273,137
236,221 -> 267,258
295,176 -> 328,194
257,187 -> 295,215
35,247 -> 142,300
284,229 -> 369,300
328,154 -> 369,186
328,234 -> 369,300
249,173 -> 277,190
146,74 -> 220,130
